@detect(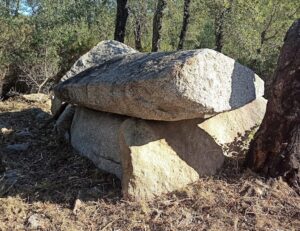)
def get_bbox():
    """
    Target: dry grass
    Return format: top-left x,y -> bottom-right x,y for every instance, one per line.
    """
0,96 -> 299,231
